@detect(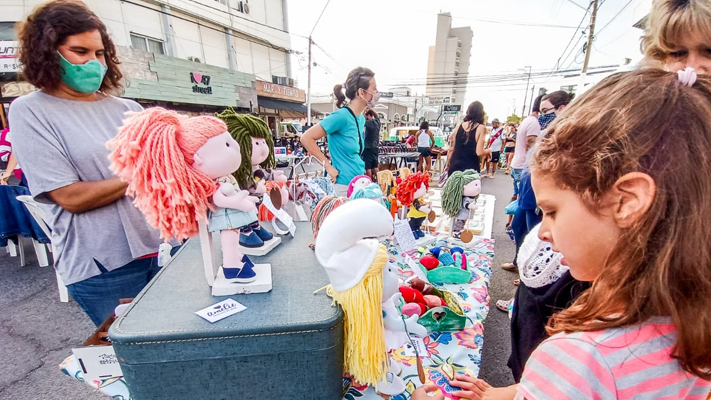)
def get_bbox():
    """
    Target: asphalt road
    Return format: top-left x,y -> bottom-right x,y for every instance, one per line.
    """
0,167 -> 518,399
